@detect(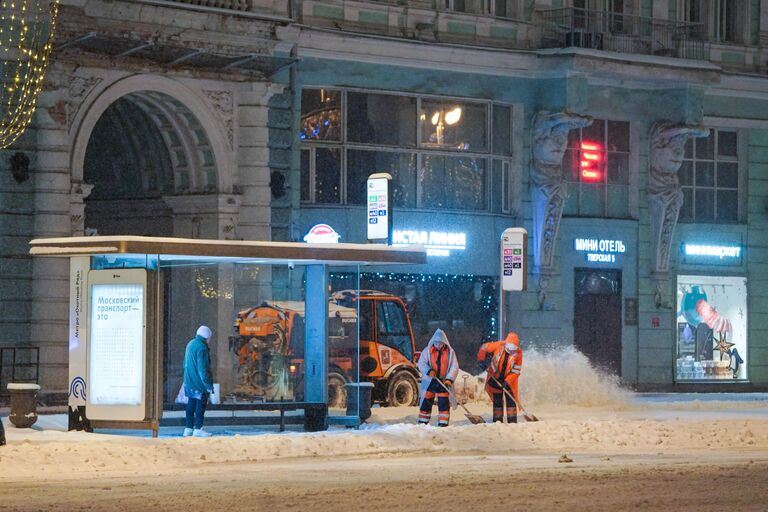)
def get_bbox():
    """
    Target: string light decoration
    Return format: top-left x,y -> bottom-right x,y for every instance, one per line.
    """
0,0 -> 59,148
